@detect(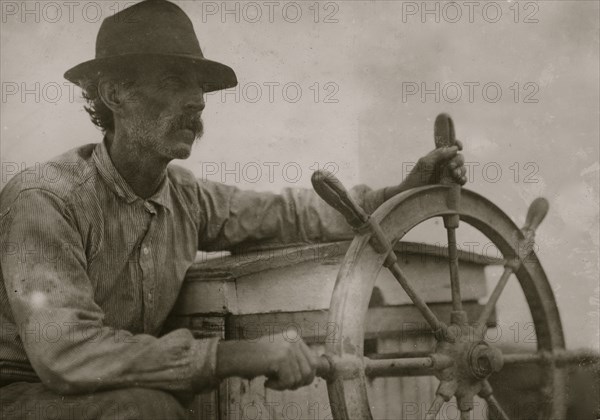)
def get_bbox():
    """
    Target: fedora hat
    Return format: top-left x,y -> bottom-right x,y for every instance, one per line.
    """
64,0 -> 237,92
